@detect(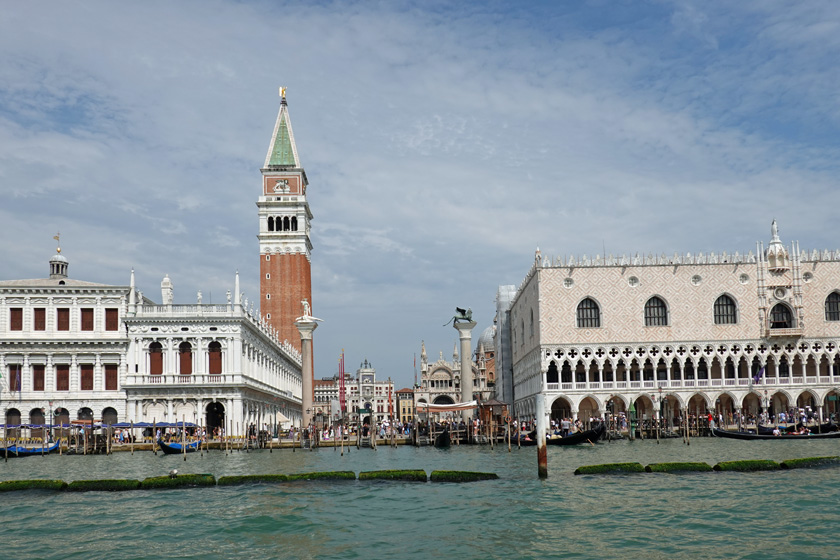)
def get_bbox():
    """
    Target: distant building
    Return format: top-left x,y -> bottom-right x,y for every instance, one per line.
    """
413,340 -> 492,415
309,359 -> 395,426
395,387 -> 414,424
